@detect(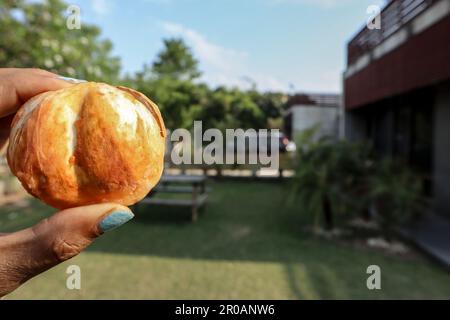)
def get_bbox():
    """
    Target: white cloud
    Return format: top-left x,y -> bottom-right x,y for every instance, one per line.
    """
161,21 -> 289,92
162,22 -> 247,73
91,0 -> 112,15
